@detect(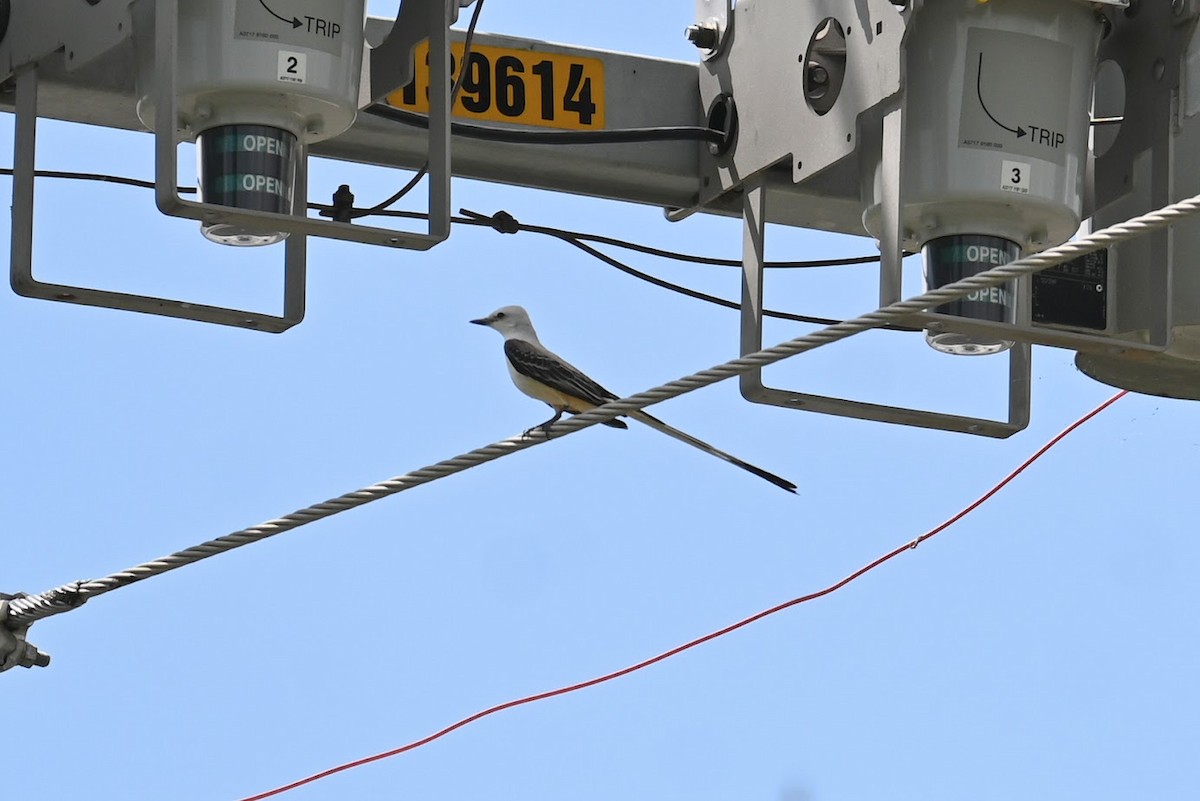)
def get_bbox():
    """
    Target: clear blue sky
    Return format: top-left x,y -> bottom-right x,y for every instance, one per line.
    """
3,3 -> 1197,800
